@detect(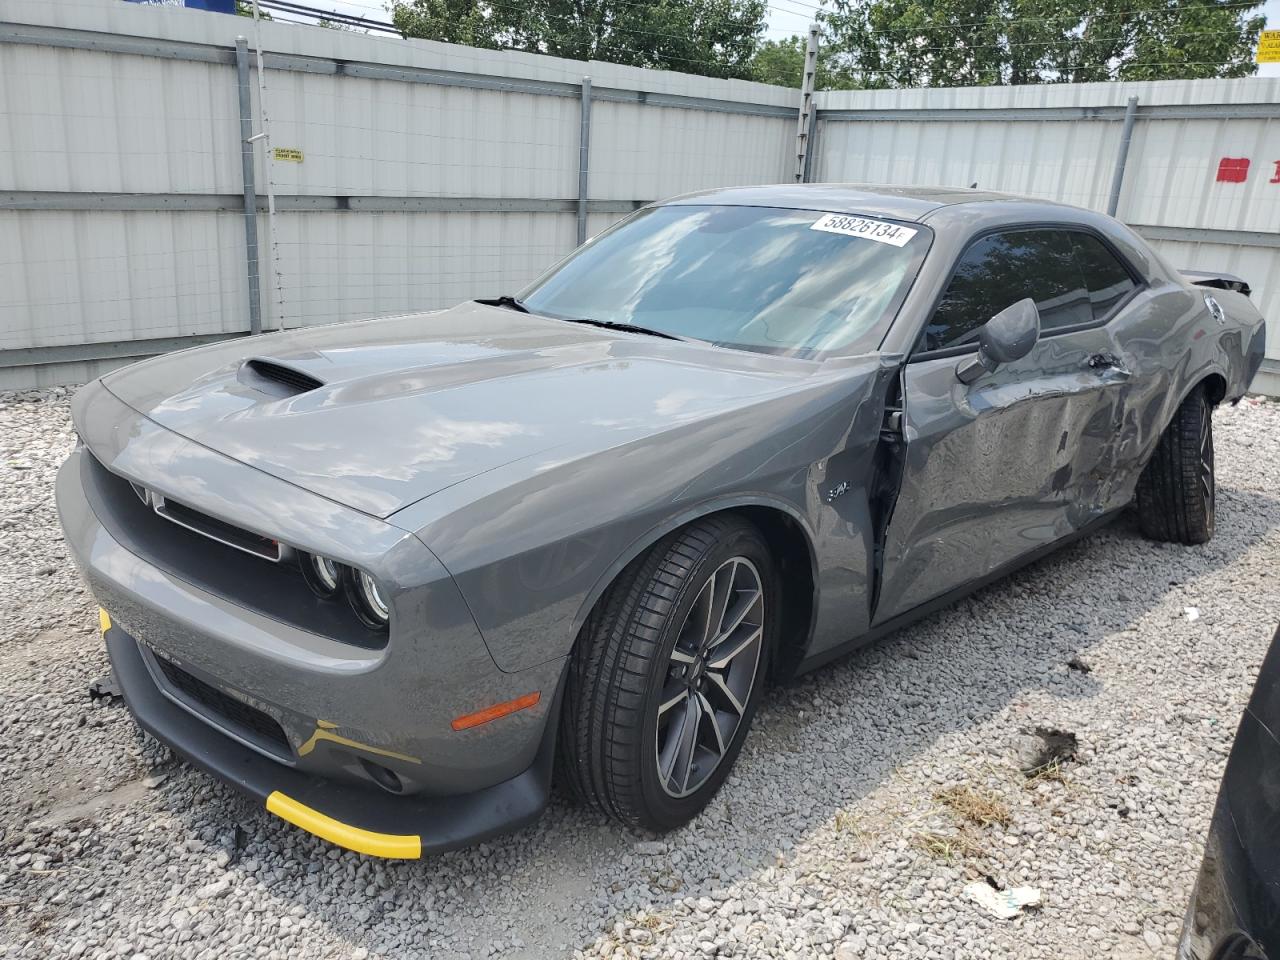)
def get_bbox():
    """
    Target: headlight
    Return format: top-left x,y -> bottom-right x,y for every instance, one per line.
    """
299,552 -> 390,629
300,552 -> 342,598
350,570 -> 390,626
